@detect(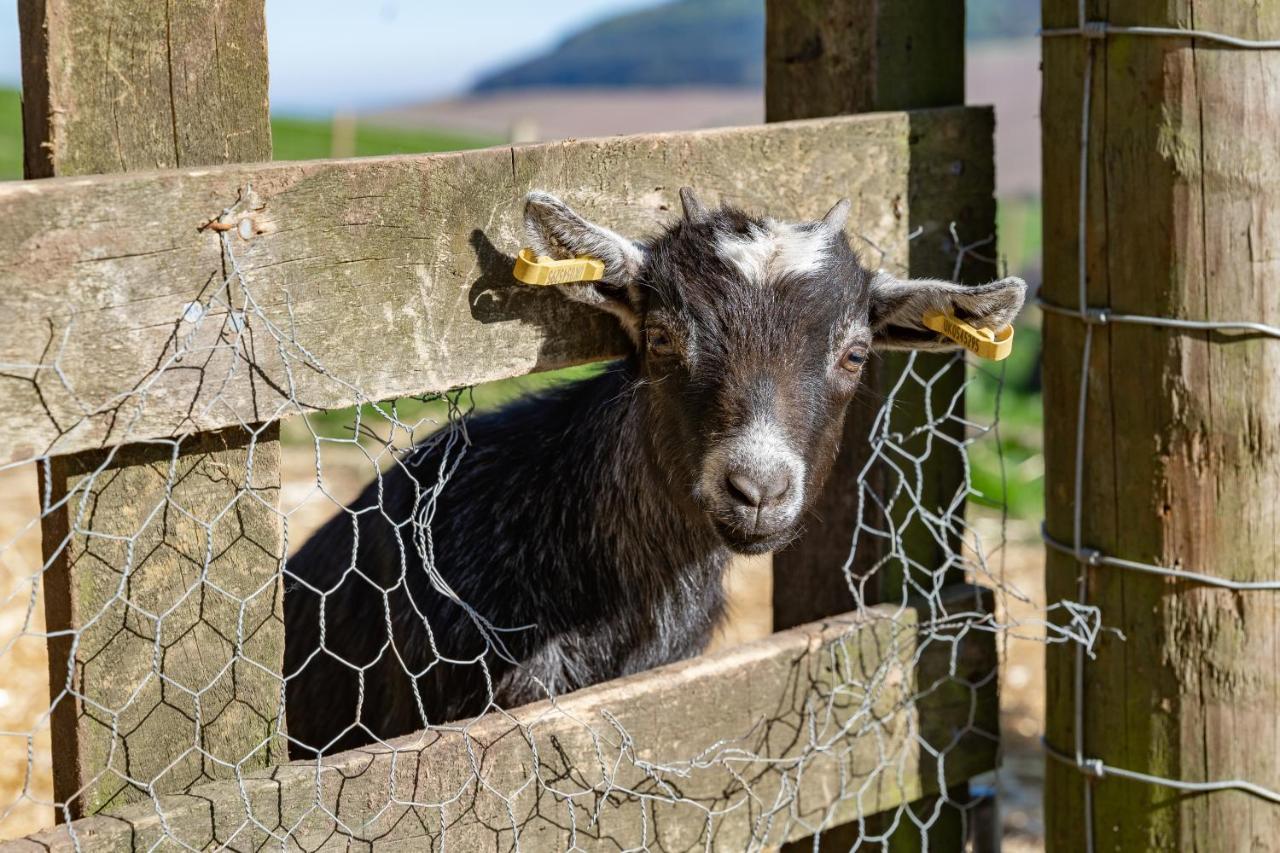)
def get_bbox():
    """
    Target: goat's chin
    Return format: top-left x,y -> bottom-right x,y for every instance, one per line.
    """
714,523 -> 798,556
725,537 -> 782,556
